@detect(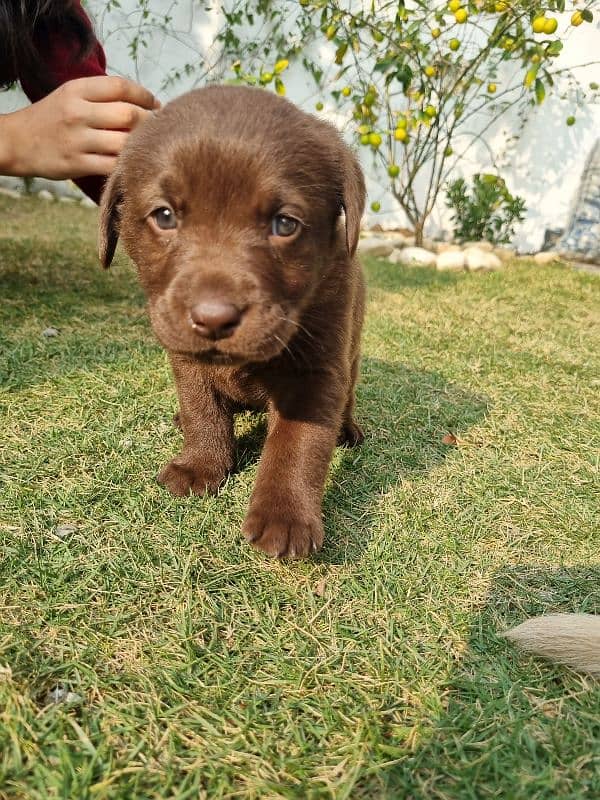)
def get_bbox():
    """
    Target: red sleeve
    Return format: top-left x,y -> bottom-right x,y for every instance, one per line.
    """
20,1 -> 108,204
